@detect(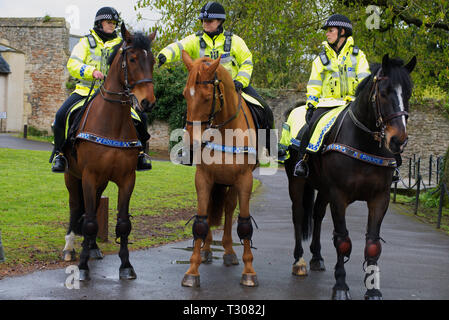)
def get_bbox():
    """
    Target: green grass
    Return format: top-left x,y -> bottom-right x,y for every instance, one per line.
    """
0,148 -> 261,276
